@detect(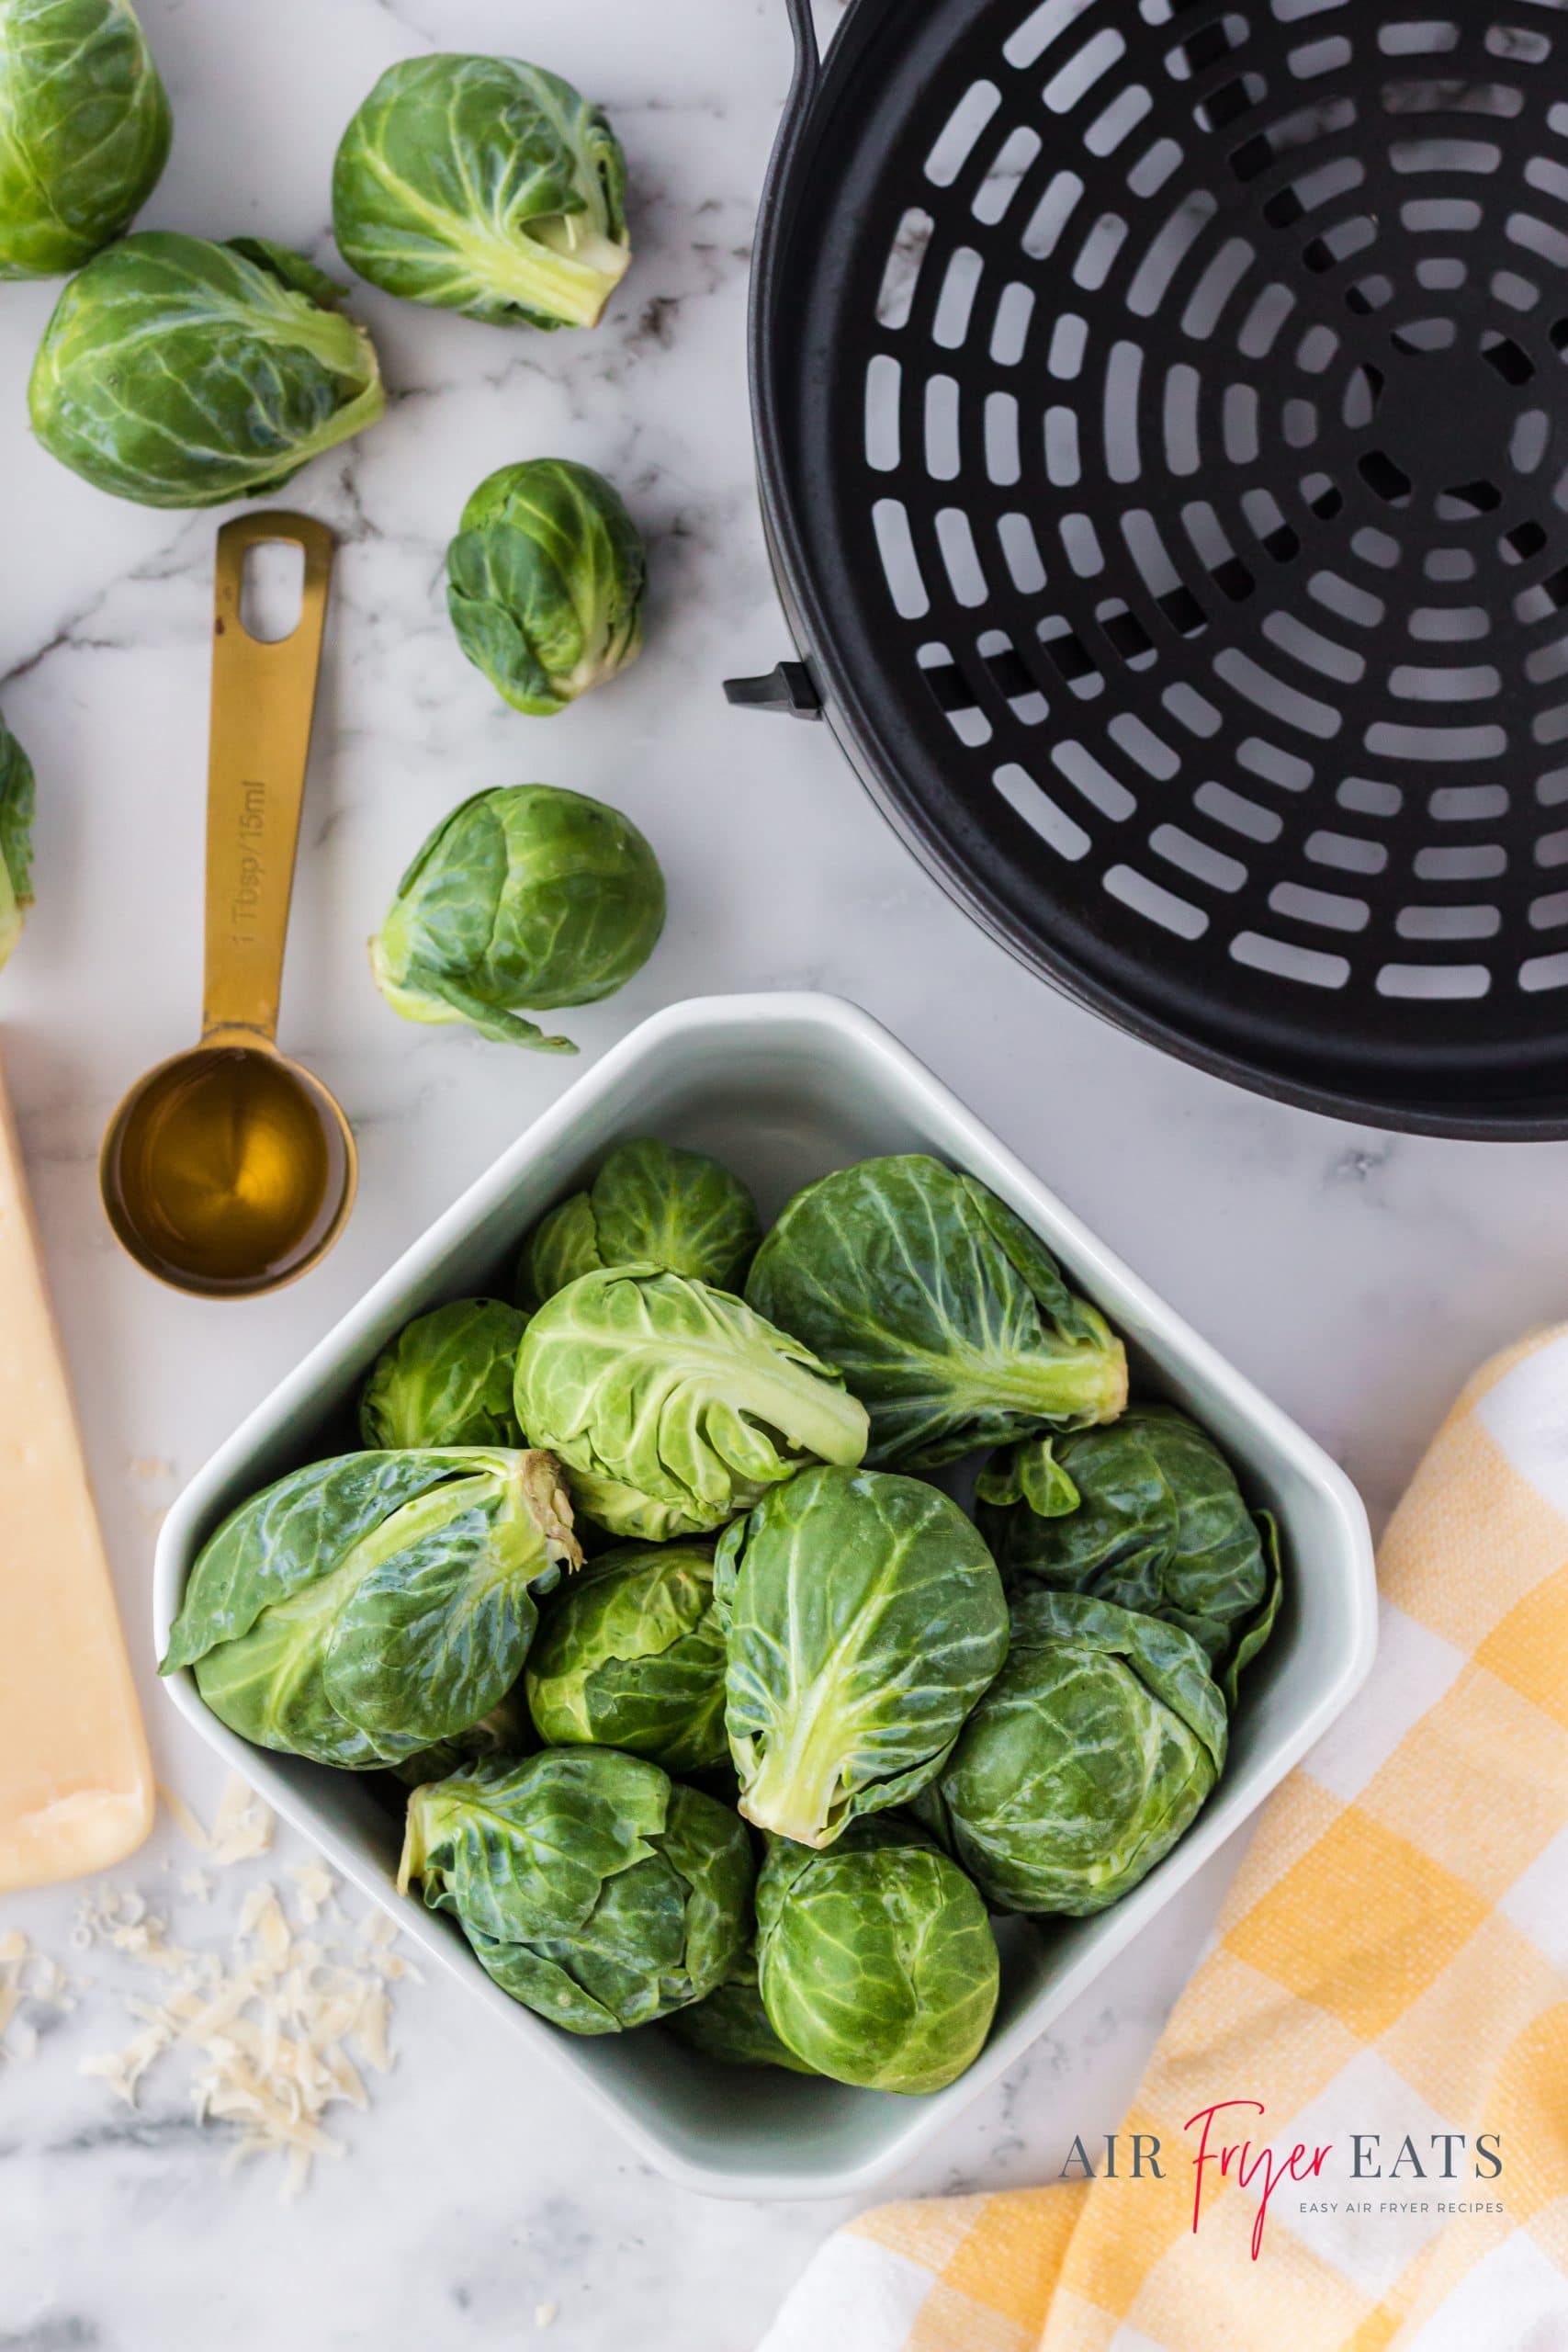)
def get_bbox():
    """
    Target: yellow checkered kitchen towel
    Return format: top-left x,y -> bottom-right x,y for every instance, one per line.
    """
761,1330 -> 1568,2352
